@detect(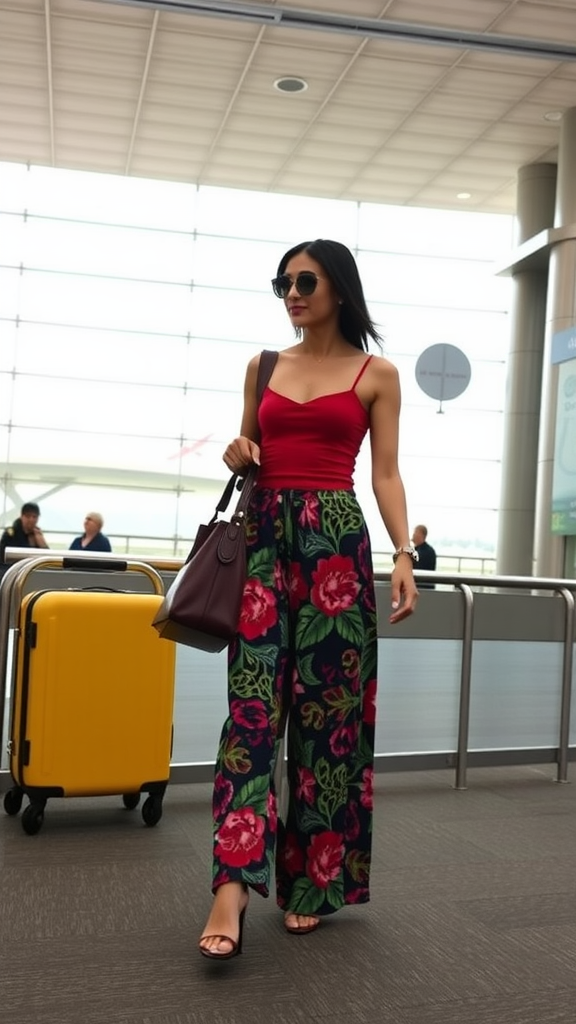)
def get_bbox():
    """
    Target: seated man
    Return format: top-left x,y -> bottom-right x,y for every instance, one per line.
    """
0,502 -> 49,568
